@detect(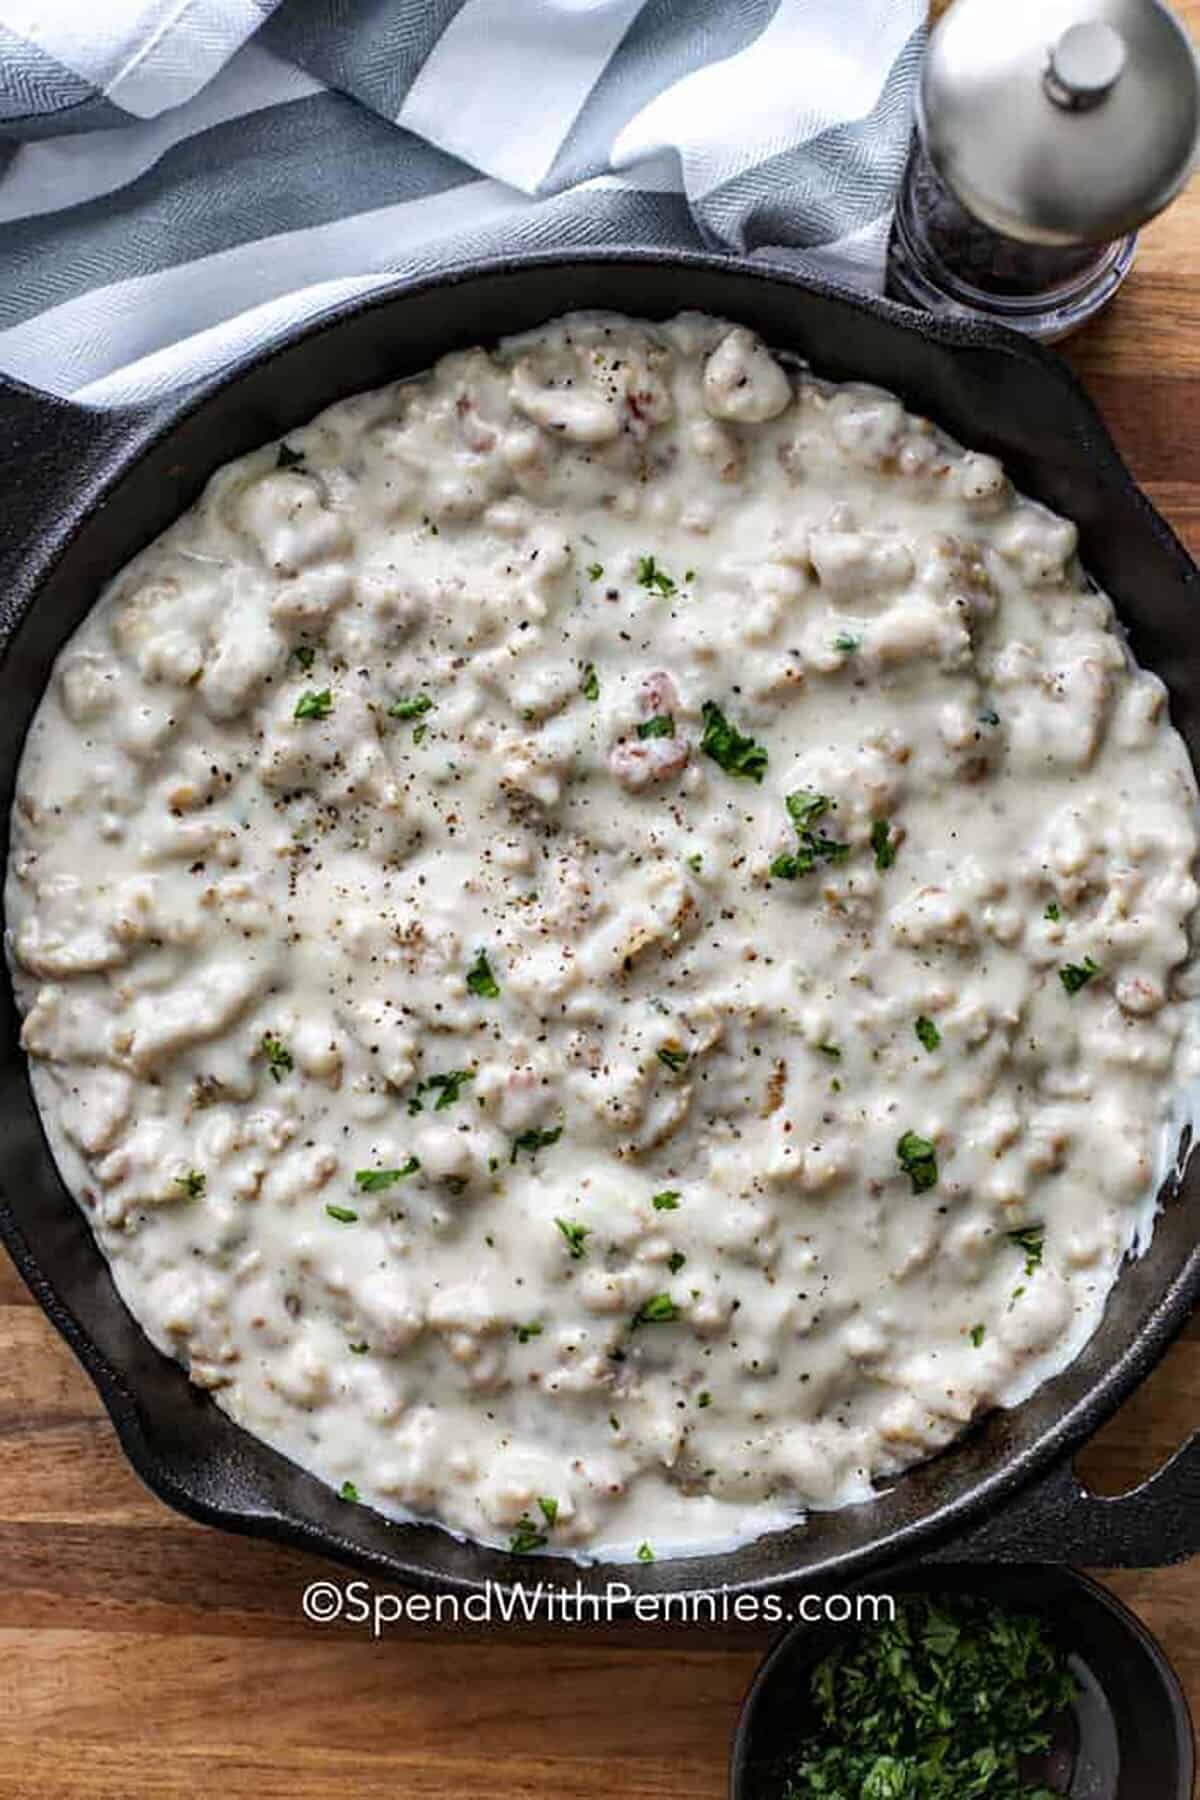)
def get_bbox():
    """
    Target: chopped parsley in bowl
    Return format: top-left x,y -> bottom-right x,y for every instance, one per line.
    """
731,1568 -> 1194,1800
